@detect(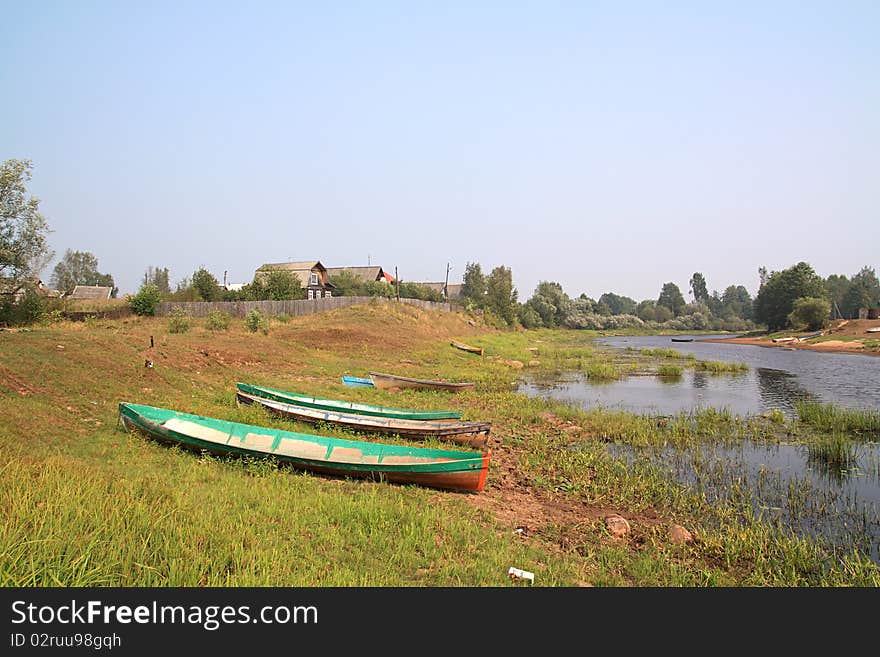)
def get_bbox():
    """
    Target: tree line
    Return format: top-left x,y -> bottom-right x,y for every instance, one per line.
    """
2,159 -> 878,329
